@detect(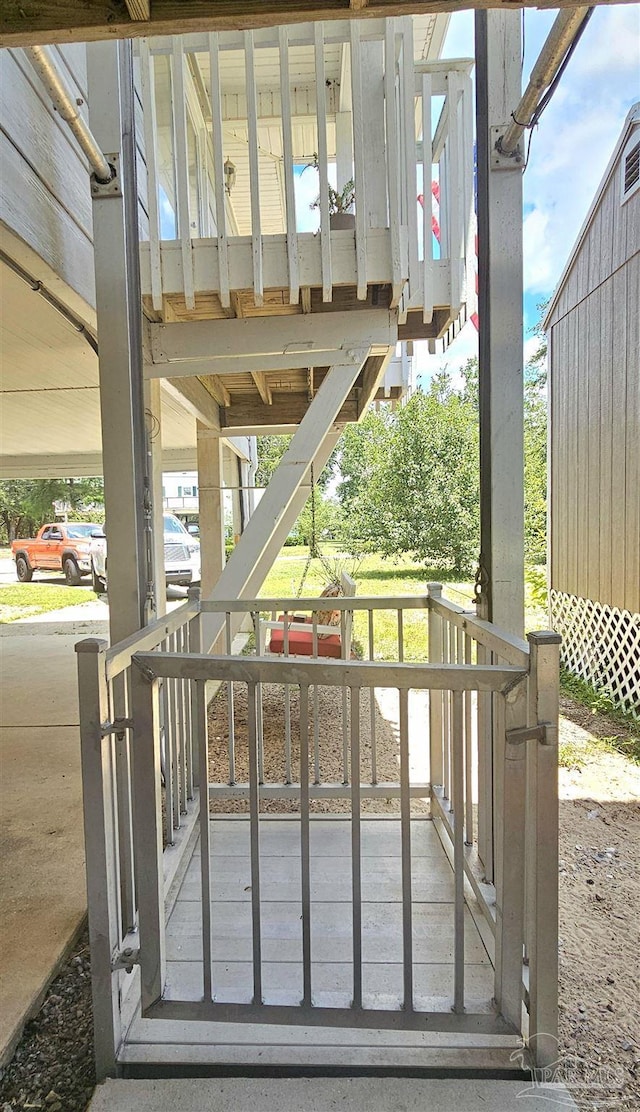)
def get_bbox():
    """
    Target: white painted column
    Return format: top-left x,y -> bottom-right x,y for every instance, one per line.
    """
336,43 -> 353,191
197,422 -> 225,598
475,10 -> 525,638
88,40 -> 148,644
